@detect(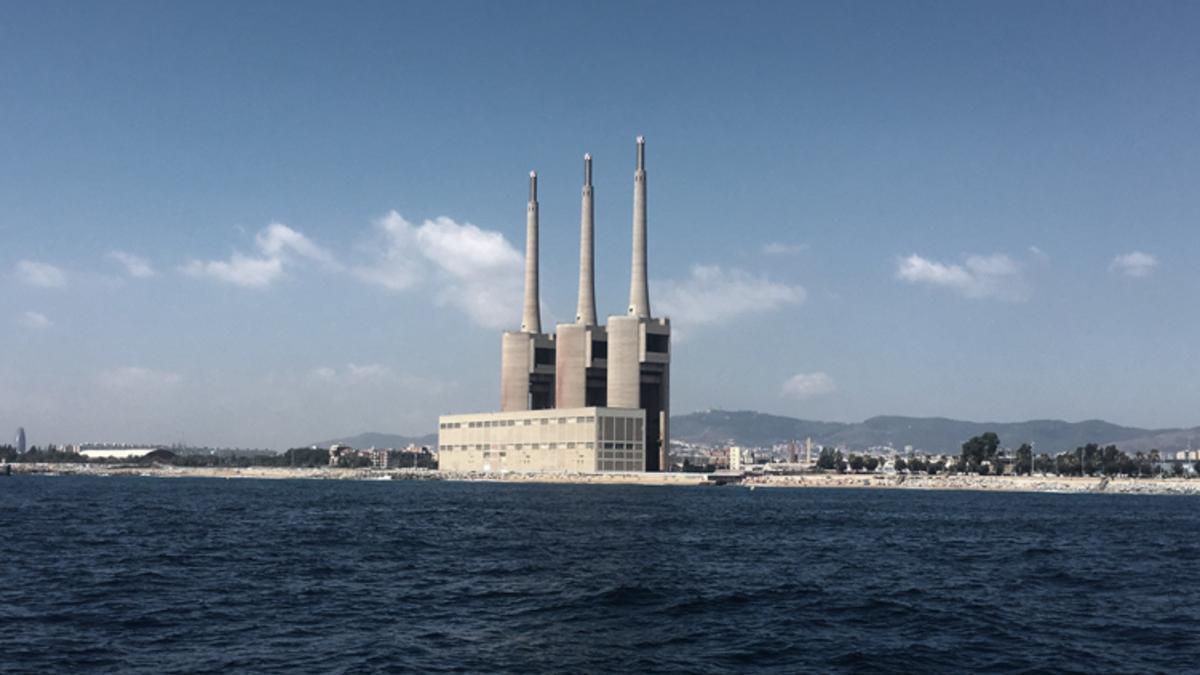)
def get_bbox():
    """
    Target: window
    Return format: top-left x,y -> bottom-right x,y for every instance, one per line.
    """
646,333 -> 668,353
558,417 -> 567,424
591,340 -> 607,359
